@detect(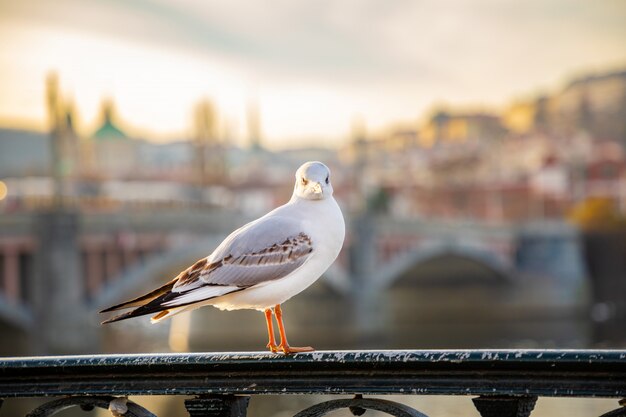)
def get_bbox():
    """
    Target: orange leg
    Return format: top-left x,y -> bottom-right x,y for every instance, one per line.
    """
274,304 -> 314,354
264,308 -> 278,353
